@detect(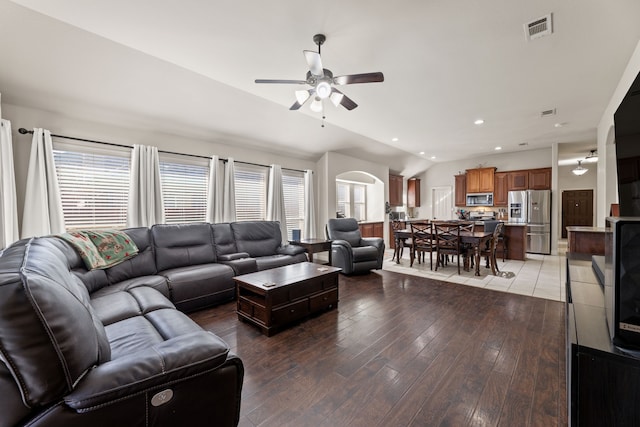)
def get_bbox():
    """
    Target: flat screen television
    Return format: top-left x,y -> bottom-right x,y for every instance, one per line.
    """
606,71 -> 640,349
614,71 -> 640,216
